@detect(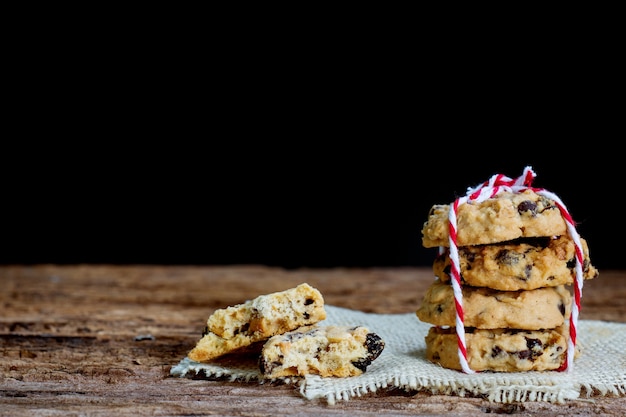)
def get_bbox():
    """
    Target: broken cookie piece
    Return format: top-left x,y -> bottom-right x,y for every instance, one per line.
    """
188,283 -> 326,363
259,325 -> 385,378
